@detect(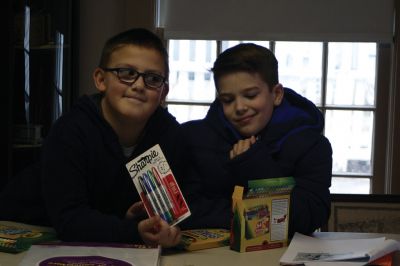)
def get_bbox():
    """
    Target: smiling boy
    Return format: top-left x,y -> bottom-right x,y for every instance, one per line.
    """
0,28 -> 182,247
180,43 -> 332,237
